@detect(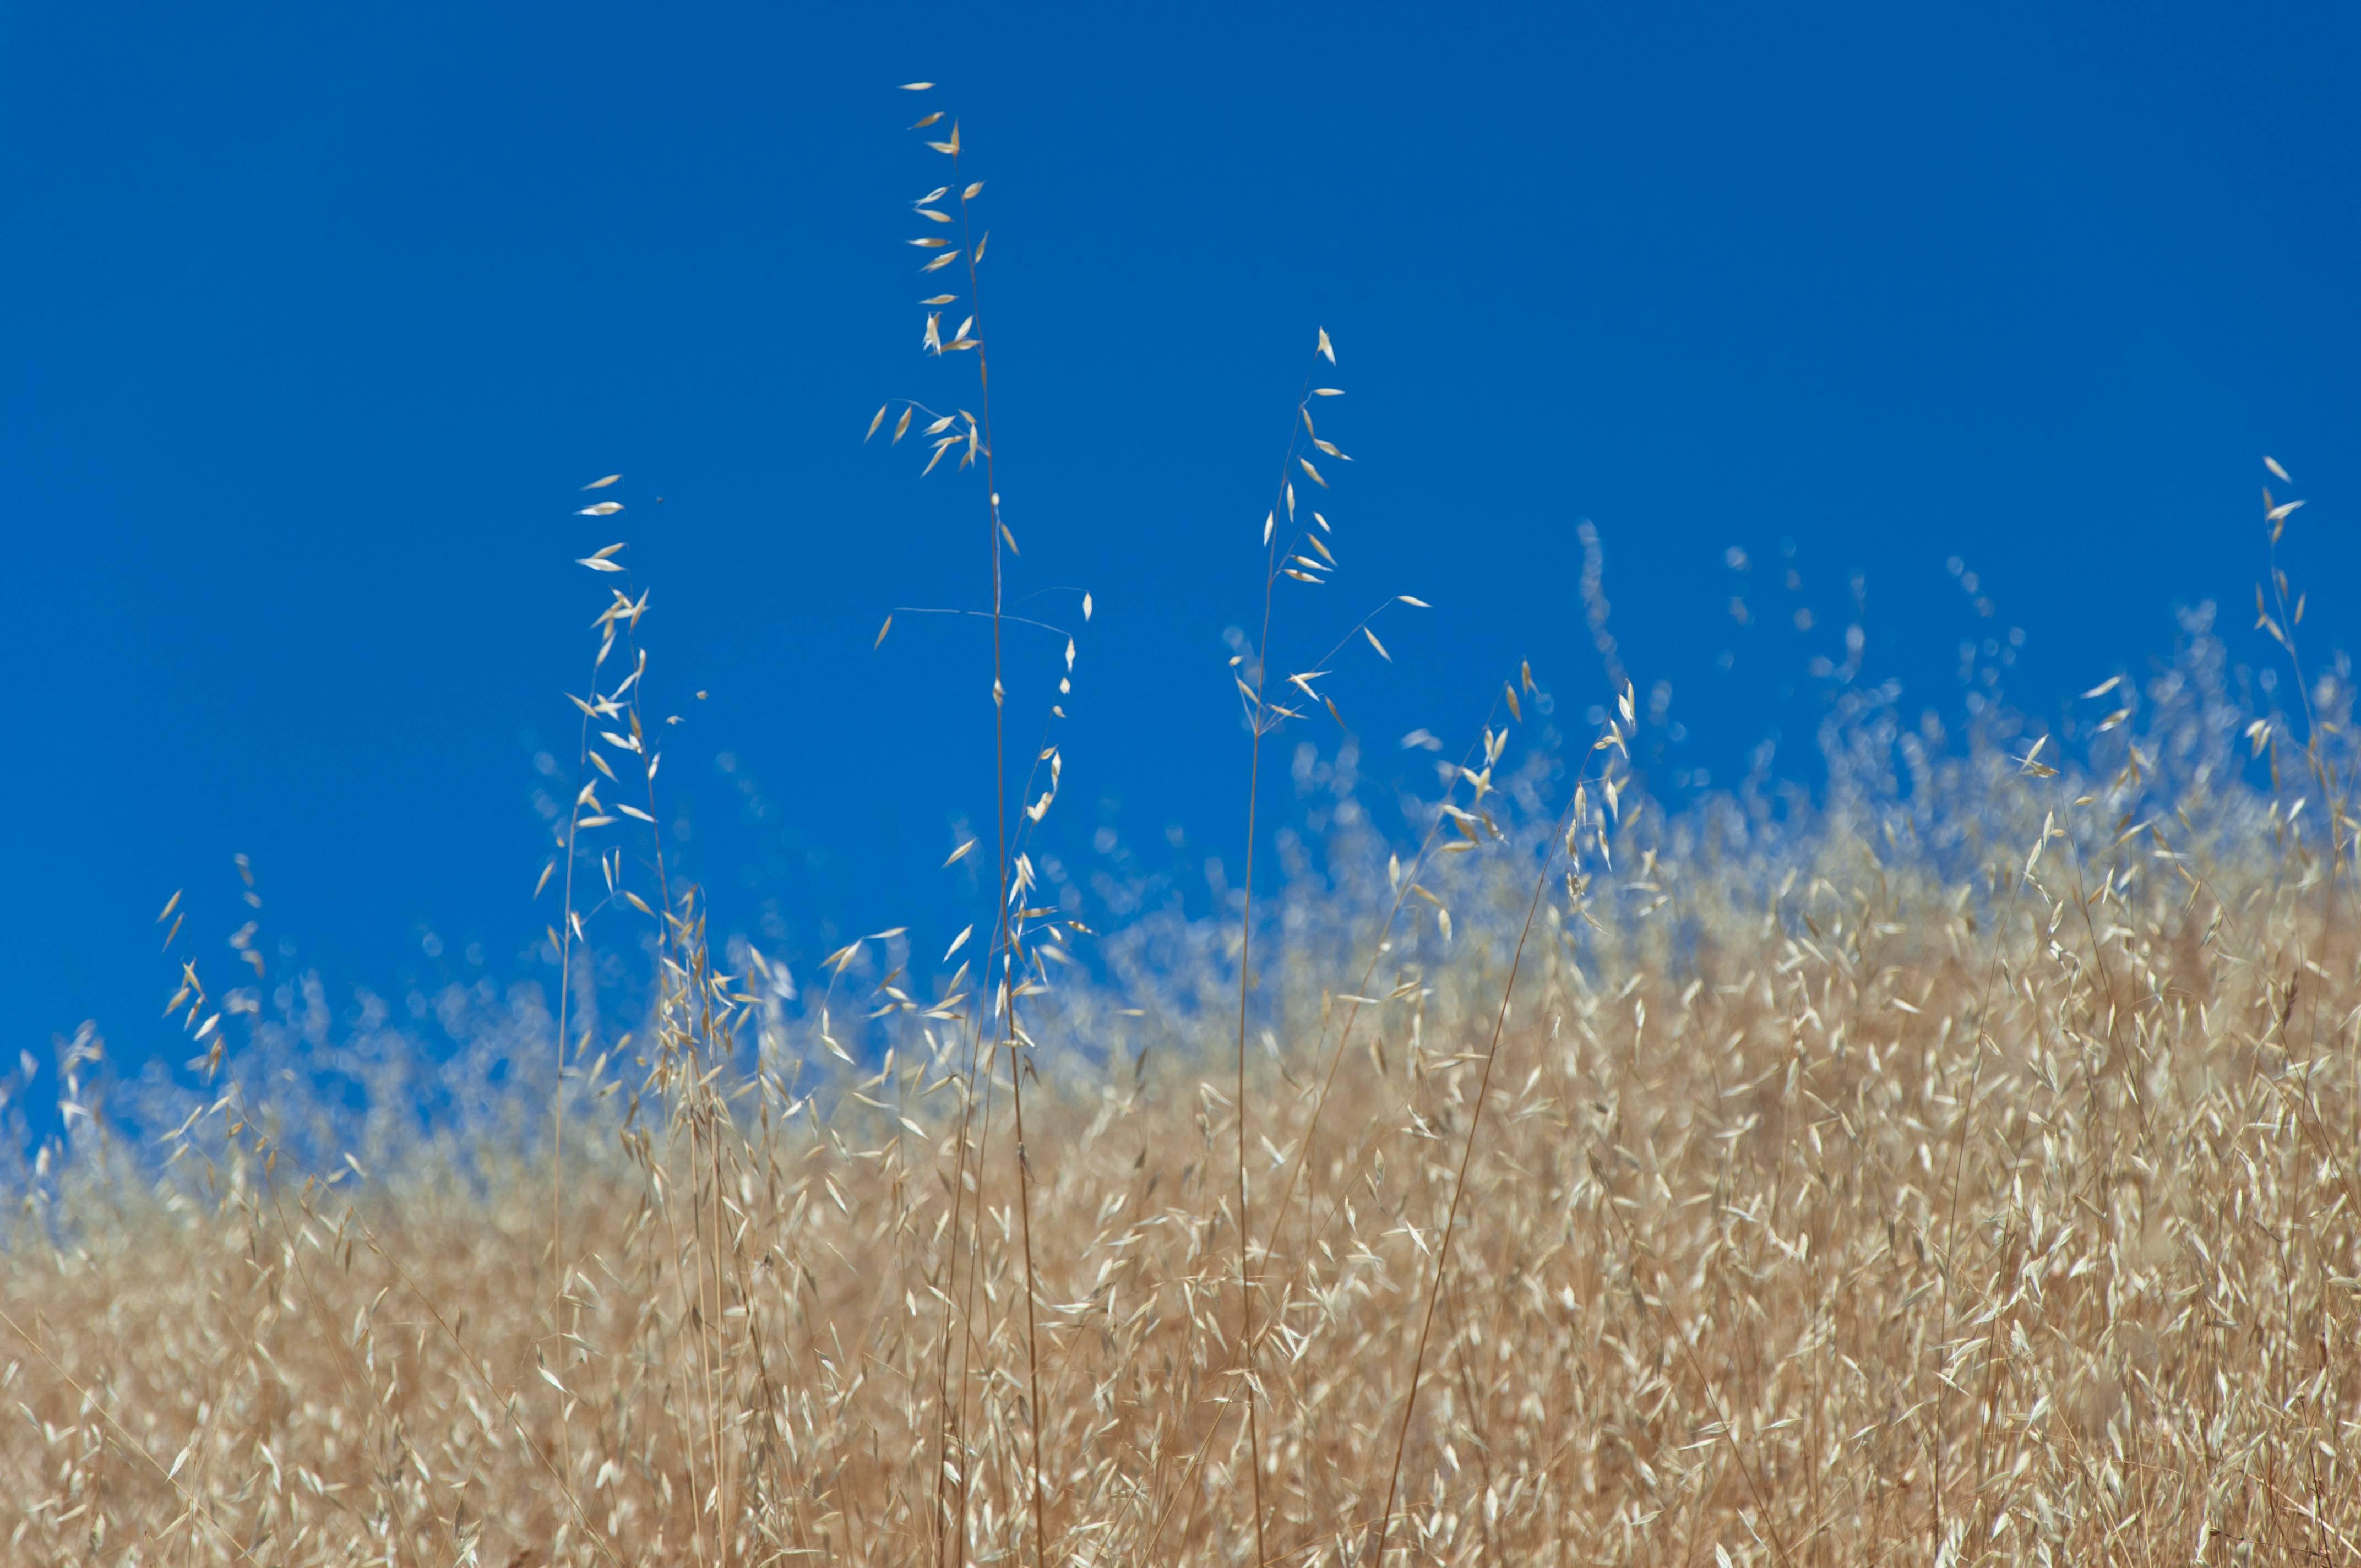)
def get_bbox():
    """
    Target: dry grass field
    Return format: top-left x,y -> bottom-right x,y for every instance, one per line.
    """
7,90 -> 2358,1568
10,679 -> 2360,1566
